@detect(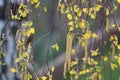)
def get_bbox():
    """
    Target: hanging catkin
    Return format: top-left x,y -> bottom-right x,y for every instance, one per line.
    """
84,39 -> 88,64
106,16 -> 109,32
63,61 -> 67,78
64,32 -> 74,78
